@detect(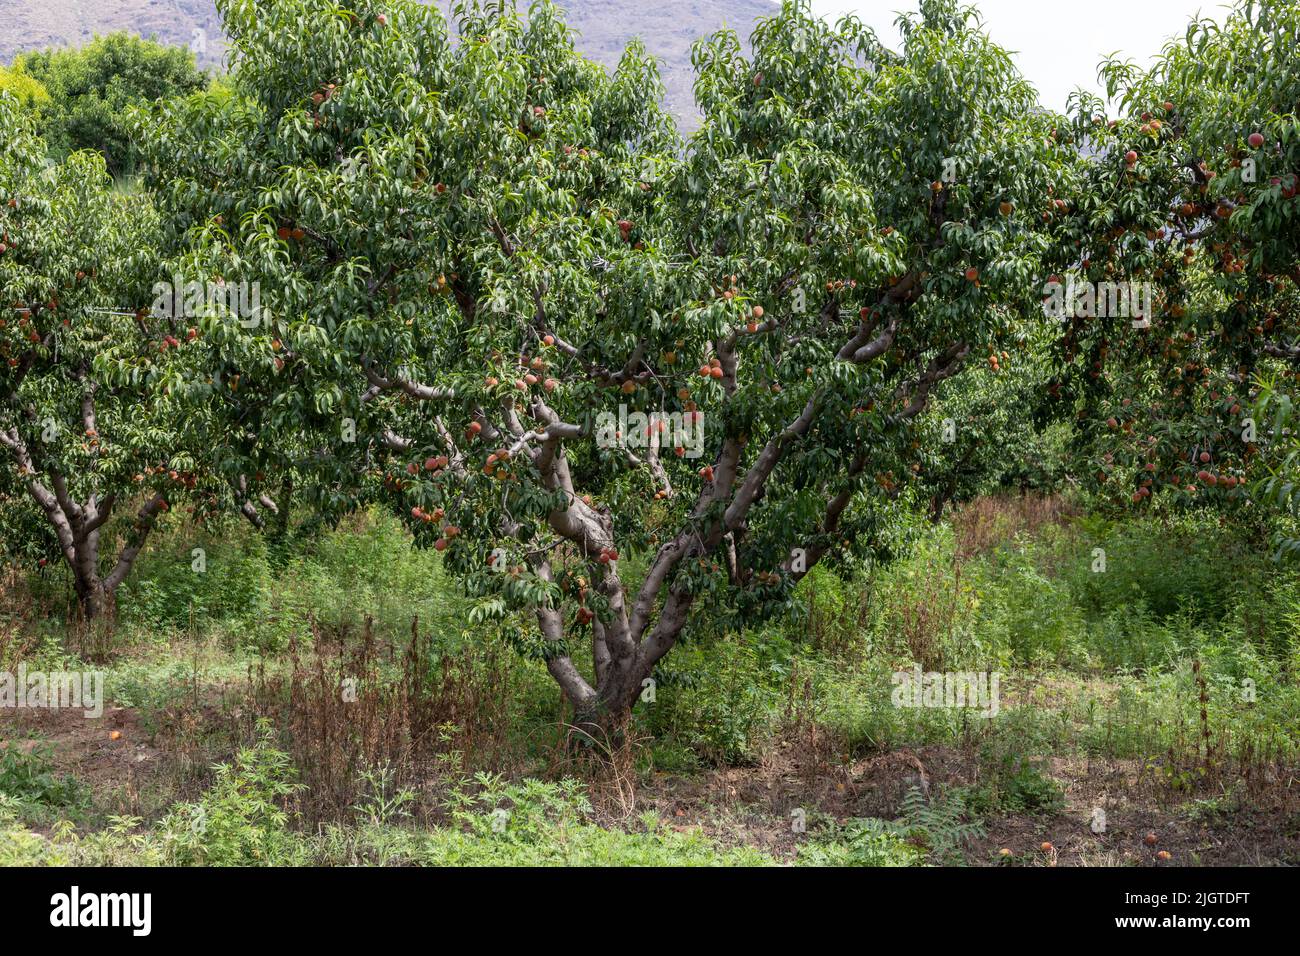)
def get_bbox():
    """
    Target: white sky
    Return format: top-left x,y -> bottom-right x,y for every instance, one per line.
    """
807,0 -> 1235,113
